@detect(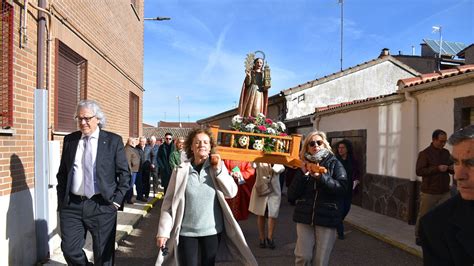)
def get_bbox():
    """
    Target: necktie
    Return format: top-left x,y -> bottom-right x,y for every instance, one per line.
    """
83,136 -> 95,198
